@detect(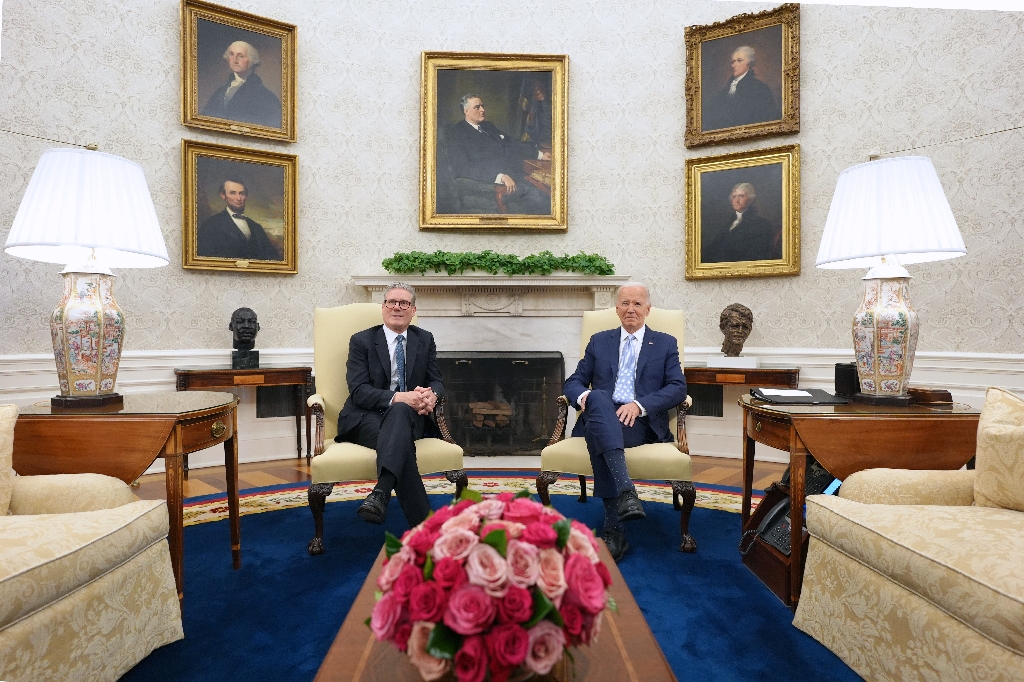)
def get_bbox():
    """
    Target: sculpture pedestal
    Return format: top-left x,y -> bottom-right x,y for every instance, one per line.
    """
232,350 -> 259,369
705,354 -> 759,369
